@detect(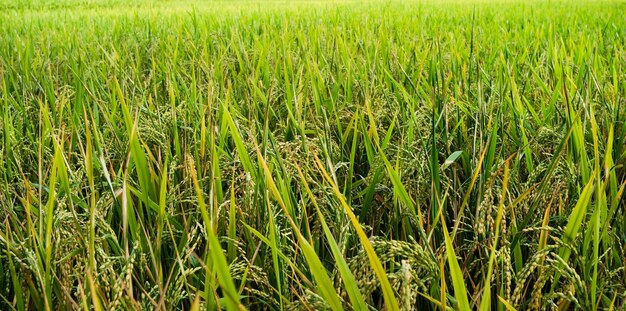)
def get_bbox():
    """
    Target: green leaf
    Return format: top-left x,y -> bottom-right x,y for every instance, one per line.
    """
441,212 -> 471,311
442,150 -> 464,170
